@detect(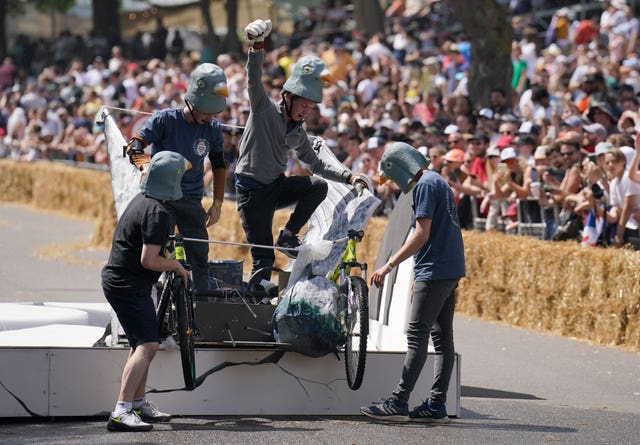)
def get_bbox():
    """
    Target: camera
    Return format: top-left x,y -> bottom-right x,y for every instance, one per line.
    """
591,183 -> 604,200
